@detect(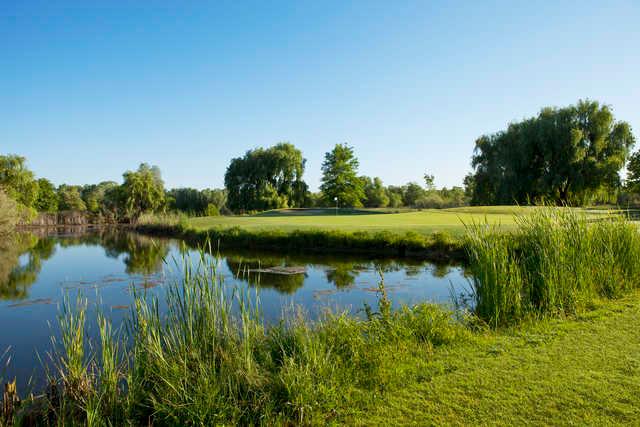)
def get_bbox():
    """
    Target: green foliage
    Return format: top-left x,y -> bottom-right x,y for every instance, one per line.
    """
0,154 -> 39,208
464,208 -> 640,326
205,203 -> 220,216
423,173 -> 435,190
121,163 -> 166,221
320,143 -> 365,207
57,184 -> 87,211
34,178 -> 58,212
0,190 -> 18,235
362,176 -> 390,207
386,186 -> 404,208
225,143 -> 308,213
81,181 -> 119,213
42,251 -> 467,425
625,149 -> 640,193
402,182 -> 426,206
470,99 -> 636,205
169,187 -> 227,216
